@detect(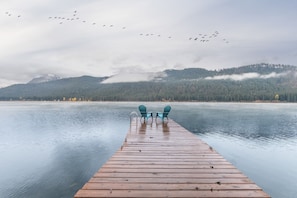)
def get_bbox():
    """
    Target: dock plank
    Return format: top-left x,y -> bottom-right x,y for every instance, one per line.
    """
82,183 -> 262,190
75,189 -> 269,198
74,118 -> 270,198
